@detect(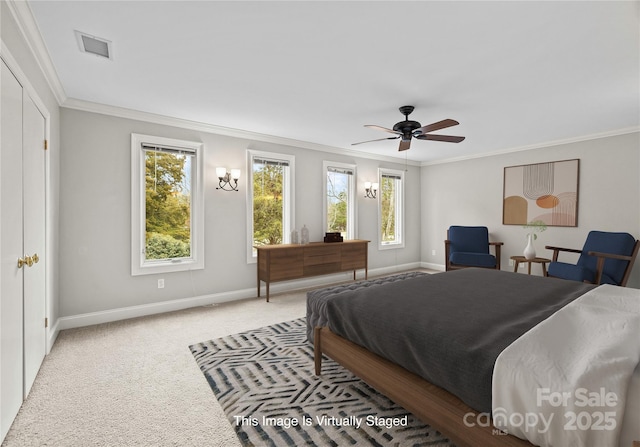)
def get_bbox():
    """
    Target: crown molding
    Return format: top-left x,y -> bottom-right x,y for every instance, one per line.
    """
5,0 -> 67,105
420,126 -> 640,167
62,97 -> 422,166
